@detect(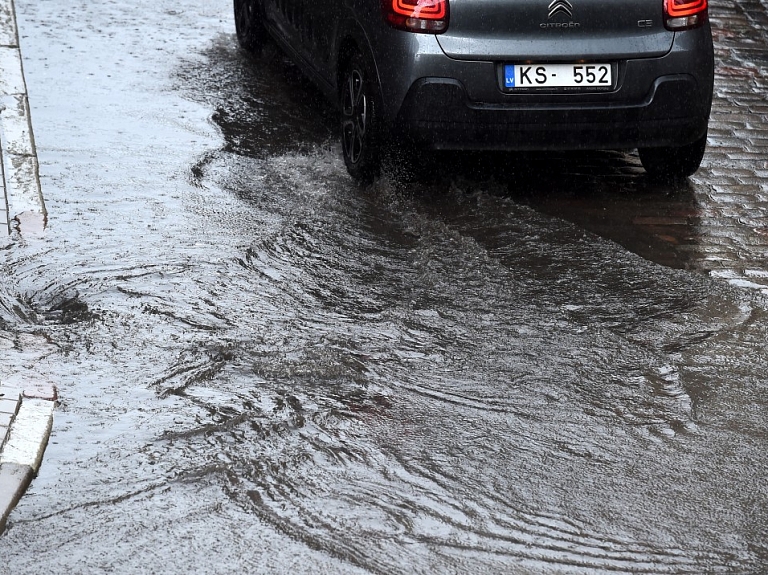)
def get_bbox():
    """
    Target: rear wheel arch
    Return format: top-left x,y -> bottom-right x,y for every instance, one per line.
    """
335,27 -> 379,96
336,38 -> 360,100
